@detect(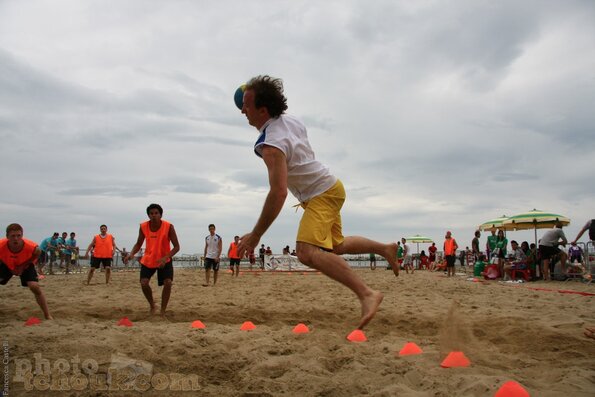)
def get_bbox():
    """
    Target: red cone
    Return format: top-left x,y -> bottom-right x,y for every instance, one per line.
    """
494,381 -> 530,397
346,329 -> 367,342
117,317 -> 133,327
24,317 -> 41,326
440,351 -> 471,368
398,342 -> 423,356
